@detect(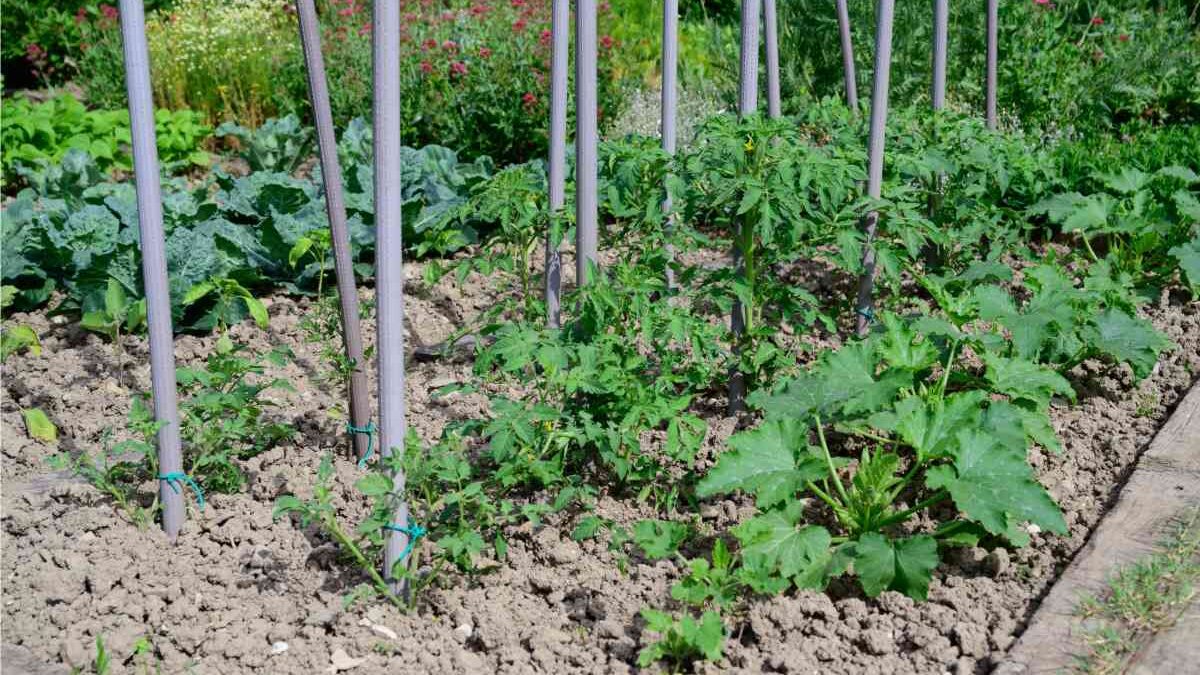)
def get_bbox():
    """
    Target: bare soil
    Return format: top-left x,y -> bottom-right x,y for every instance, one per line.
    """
2,260 -> 1198,675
